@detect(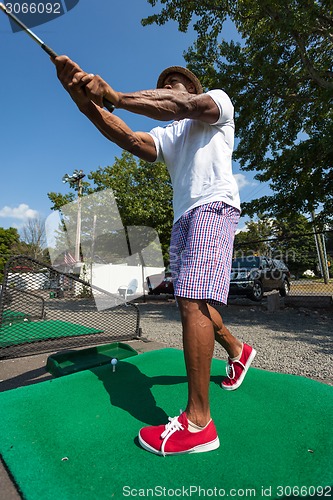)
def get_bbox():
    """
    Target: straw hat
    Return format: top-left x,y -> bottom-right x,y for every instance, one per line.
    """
156,66 -> 203,94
